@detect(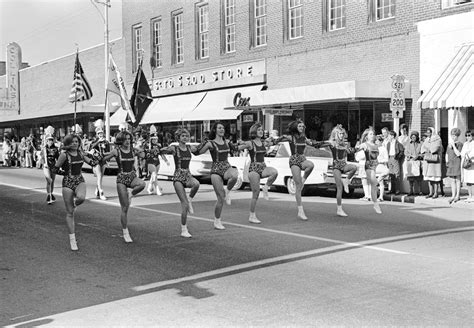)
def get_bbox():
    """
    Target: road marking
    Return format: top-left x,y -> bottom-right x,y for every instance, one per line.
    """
2,181 -> 473,256
132,226 -> 474,292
